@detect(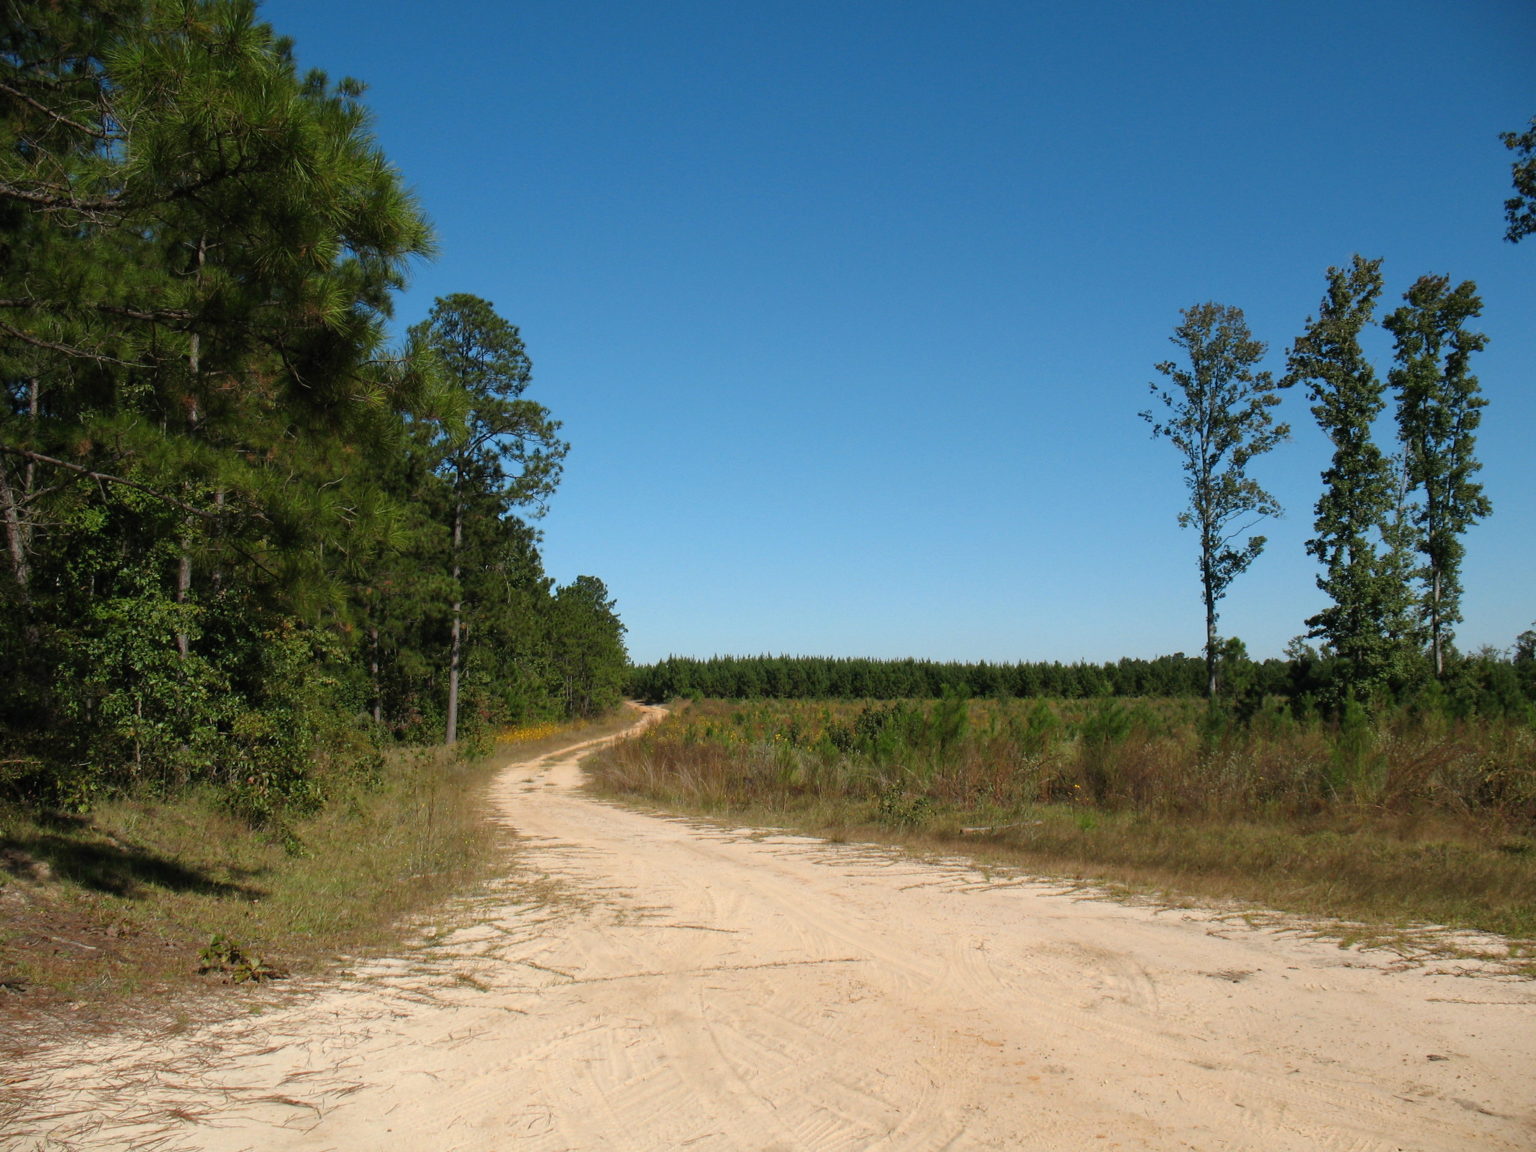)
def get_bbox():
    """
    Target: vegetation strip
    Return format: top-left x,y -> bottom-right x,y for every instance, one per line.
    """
586,699 -> 1536,961
2,3 -> 629,825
